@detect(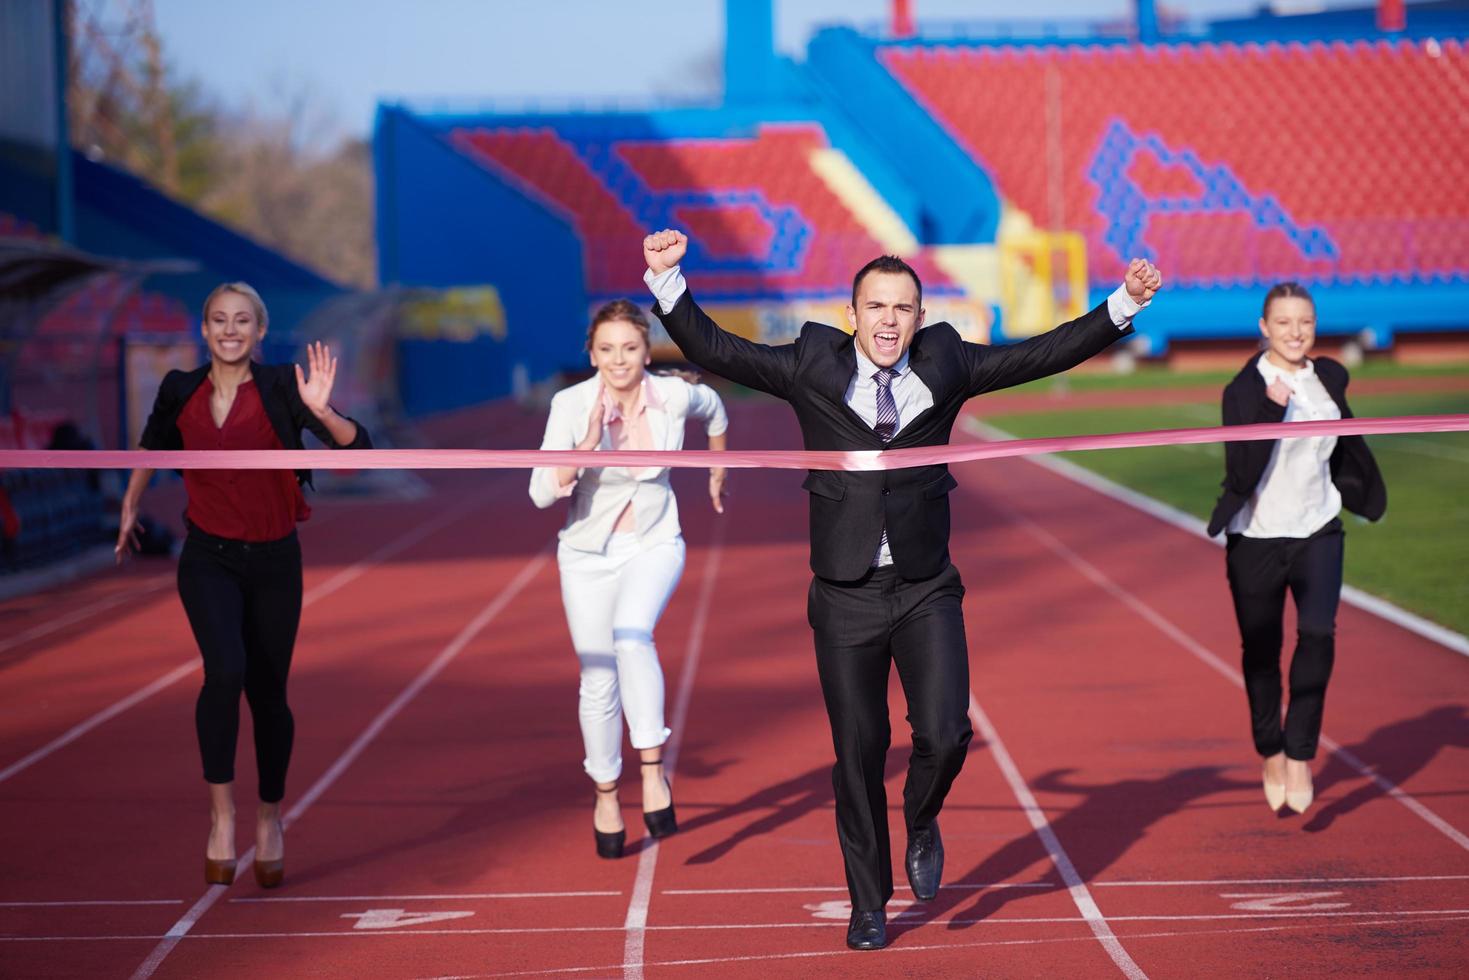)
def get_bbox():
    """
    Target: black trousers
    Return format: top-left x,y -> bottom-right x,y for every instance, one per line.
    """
177,527 -> 303,802
808,562 -> 973,911
1225,519 -> 1344,761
